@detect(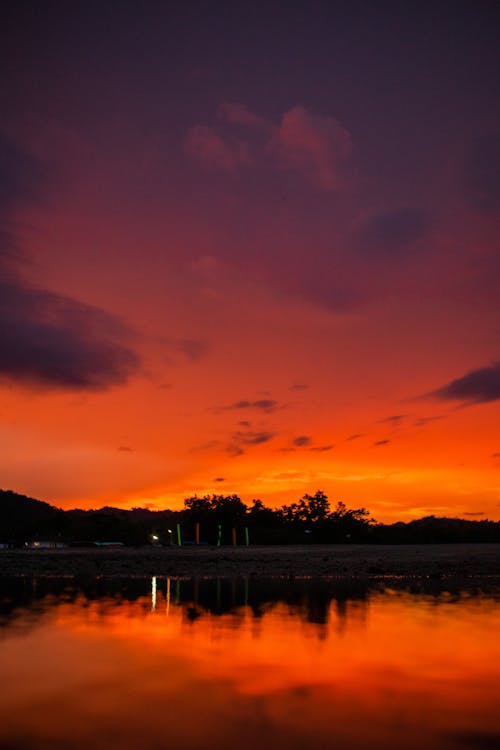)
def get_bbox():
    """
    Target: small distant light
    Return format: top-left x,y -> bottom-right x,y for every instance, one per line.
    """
152,534 -> 159,541
167,529 -> 172,533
